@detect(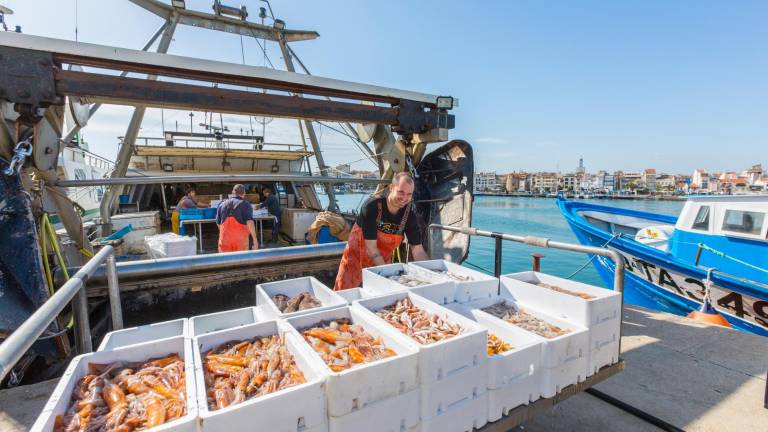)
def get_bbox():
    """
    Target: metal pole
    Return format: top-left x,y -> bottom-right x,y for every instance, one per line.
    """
159,183 -> 168,218
73,284 -> 92,353
59,242 -> 346,286
0,245 -> 114,382
494,236 -> 503,278
531,253 -> 544,272
100,13 -> 180,229
278,36 -> 338,211
105,254 -> 123,331
56,174 -> 386,187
